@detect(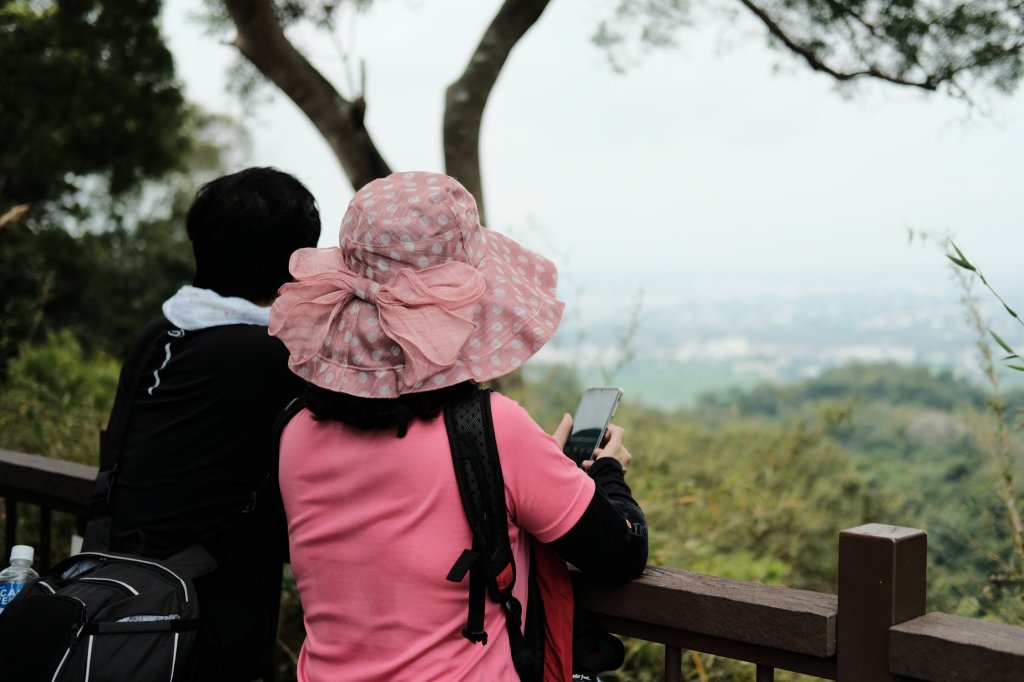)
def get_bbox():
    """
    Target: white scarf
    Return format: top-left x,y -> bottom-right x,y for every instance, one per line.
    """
162,286 -> 270,330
